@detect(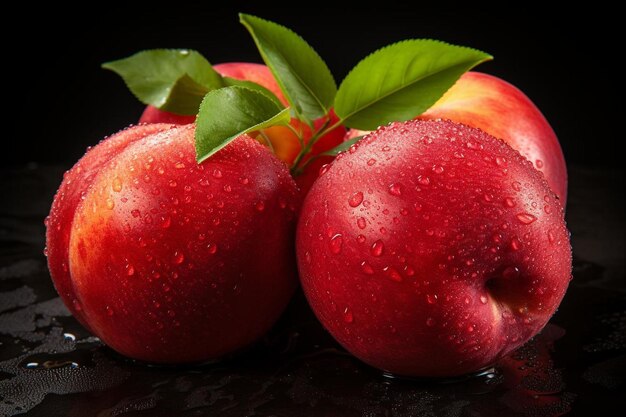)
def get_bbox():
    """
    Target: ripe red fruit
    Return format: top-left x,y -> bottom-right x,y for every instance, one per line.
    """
297,120 -> 571,377
46,125 -> 299,363
345,72 -> 568,202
